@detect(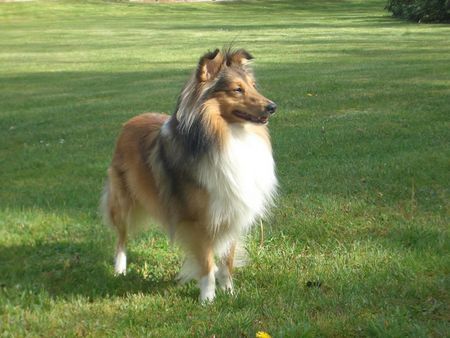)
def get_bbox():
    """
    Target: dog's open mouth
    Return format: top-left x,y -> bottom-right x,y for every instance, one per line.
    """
233,111 -> 269,124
